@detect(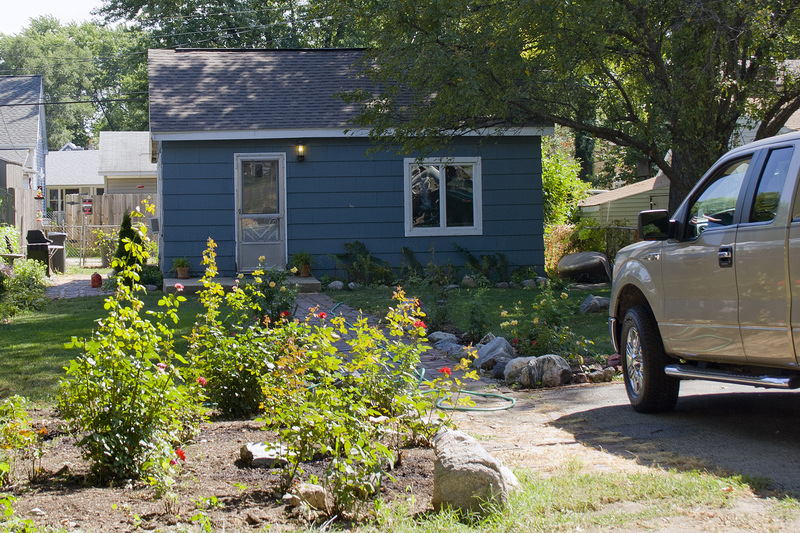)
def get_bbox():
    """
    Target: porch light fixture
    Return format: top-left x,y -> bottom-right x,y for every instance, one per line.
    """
296,143 -> 306,162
